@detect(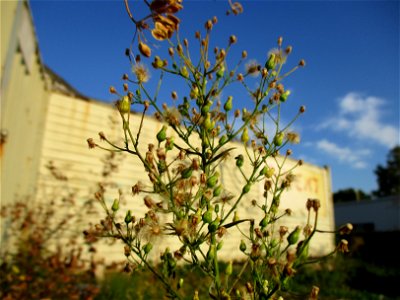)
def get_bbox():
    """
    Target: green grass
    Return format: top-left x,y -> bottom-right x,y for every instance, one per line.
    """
94,256 -> 400,300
